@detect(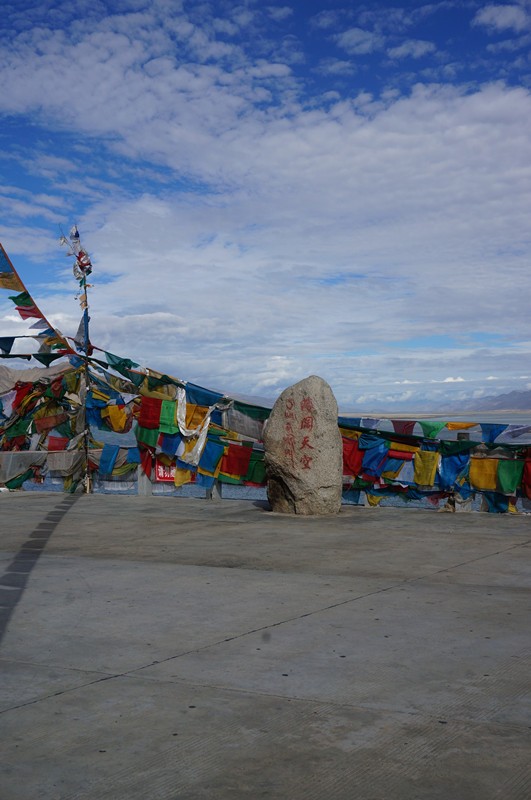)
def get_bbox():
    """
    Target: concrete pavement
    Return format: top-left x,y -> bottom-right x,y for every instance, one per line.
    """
0,493 -> 530,799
